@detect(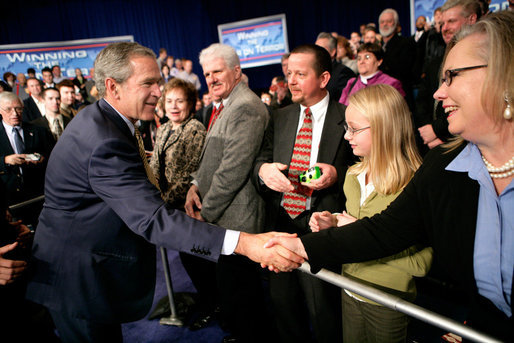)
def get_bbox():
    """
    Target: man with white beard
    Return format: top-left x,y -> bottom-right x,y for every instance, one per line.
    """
377,8 -> 416,109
